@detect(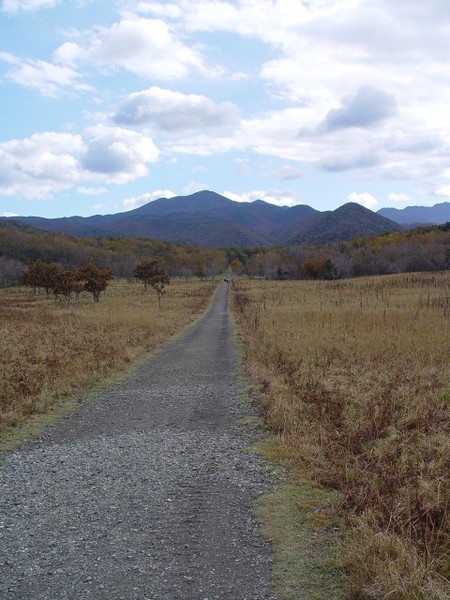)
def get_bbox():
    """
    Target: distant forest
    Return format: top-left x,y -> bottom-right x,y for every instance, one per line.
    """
0,221 -> 449,287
